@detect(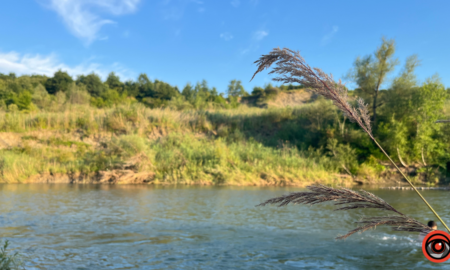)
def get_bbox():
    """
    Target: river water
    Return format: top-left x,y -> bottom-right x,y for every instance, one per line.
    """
0,184 -> 449,269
